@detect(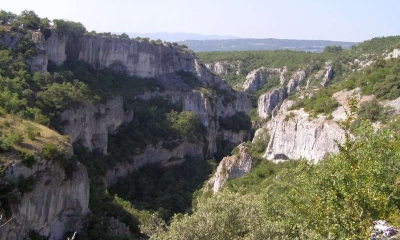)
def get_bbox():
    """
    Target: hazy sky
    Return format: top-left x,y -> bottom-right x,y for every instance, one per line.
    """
2,0 -> 399,41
